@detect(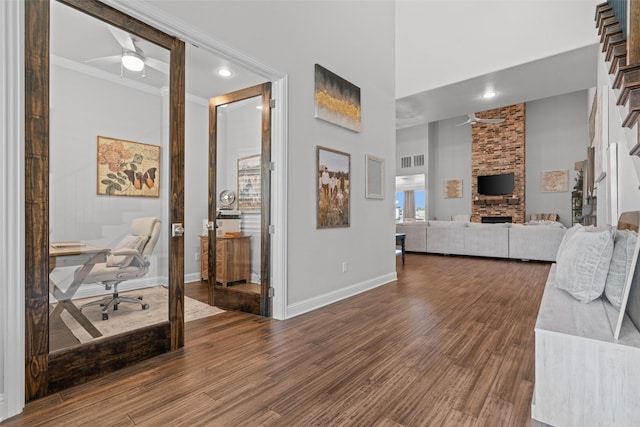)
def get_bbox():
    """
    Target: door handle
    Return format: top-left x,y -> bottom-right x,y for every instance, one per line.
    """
172,223 -> 185,237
